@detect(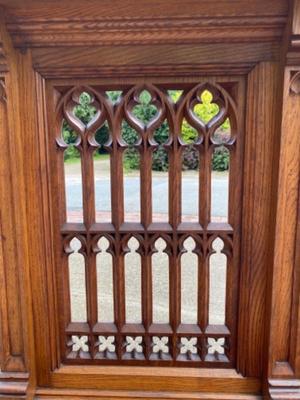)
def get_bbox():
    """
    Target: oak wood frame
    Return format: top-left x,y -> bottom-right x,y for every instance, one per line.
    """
0,0 -> 300,399
47,77 -> 243,368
